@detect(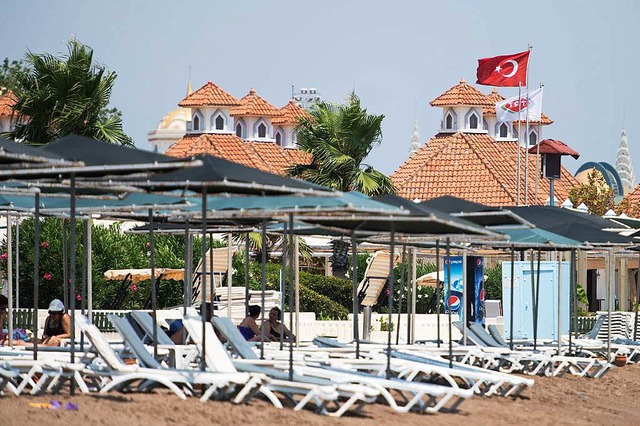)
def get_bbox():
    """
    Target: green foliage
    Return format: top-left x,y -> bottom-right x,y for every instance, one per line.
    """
484,263 -> 503,300
568,169 -> 614,216
5,39 -> 132,145
1,218 -> 218,310
0,58 -> 27,93
289,91 -> 395,196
